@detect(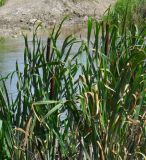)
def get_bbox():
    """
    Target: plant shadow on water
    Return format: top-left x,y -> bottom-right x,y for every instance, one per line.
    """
0,3 -> 146,160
